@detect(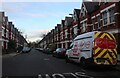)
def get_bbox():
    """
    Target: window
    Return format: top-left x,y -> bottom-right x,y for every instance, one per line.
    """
97,16 -> 100,28
65,30 -> 68,38
92,18 -> 95,30
83,7 -> 86,17
2,28 -> 4,36
3,17 -> 5,22
81,6 -> 86,17
73,27 -> 77,36
109,7 -> 115,23
6,31 -> 8,38
83,21 -> 86,32
61,24 -> 63,29
103,11 -> 107,25
6,42 -> 8,49
57,28 -> 58,32
102,7 -> 115,26
62,33 -> 63,40
81,22 -> 86,32
2,41 -> 3,47
65,21 -> 67,26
